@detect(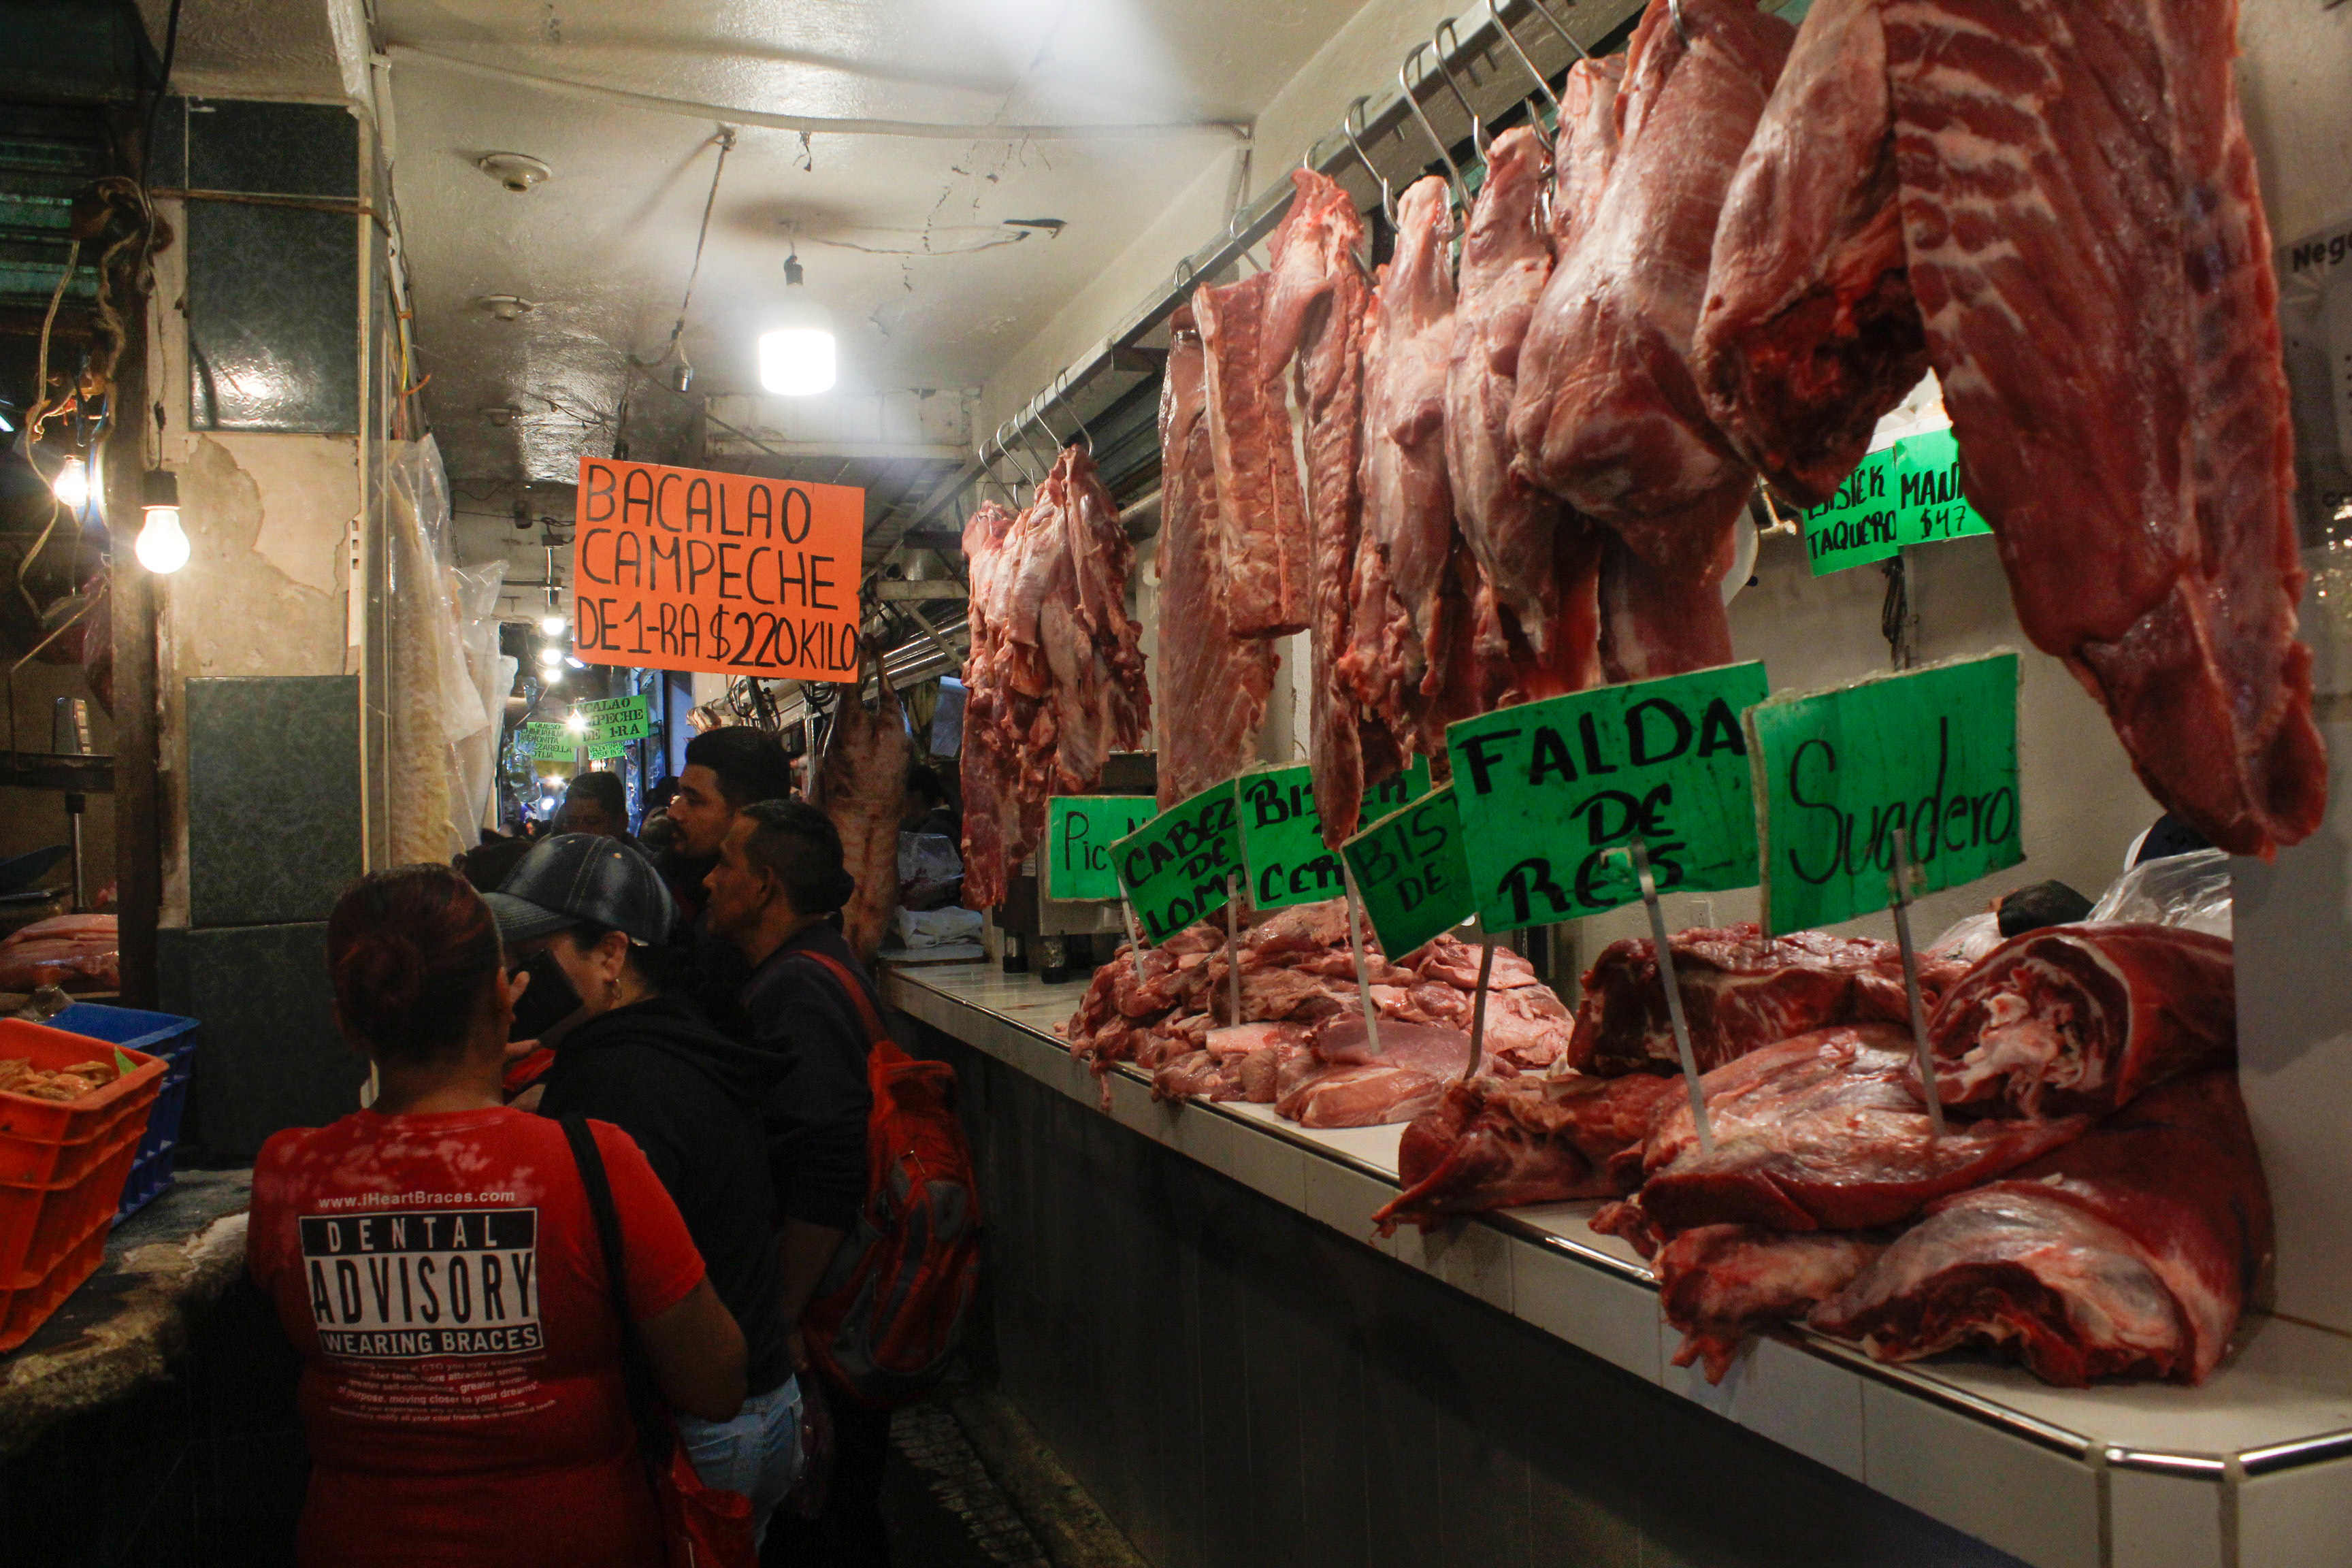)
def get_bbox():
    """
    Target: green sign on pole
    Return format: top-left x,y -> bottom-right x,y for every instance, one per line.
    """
1341,784 -> 1472,958
1044,796 -> 1157,901
1801,427 -> 1992,576
1447,662 -> 1770,932
1111,779 -> 1242,944
1235,758 -> 1435,910
587,716 -> 651,745
587,739 -> 627,762
1747,652 -> 2022,933
578,694 -> 651,723
525,721 -> 575,754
